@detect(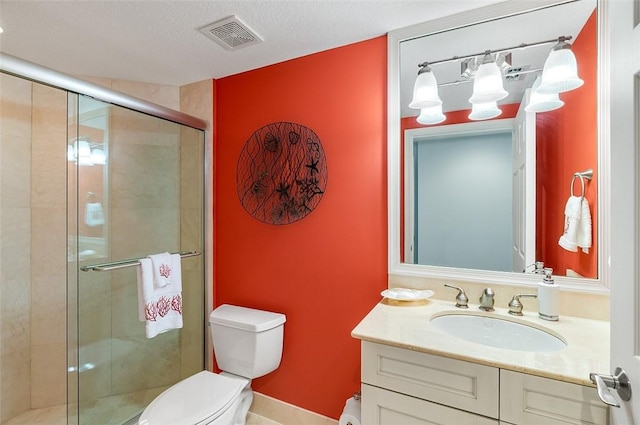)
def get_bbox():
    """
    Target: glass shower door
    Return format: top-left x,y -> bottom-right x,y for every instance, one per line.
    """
67,94 -> 205,425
